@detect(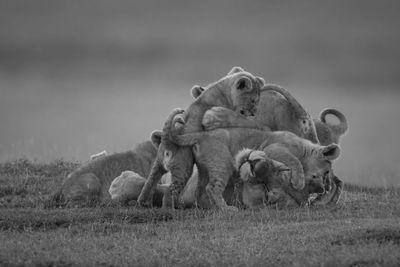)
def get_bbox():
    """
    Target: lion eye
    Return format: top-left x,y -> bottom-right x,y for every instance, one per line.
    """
165,151 -> 171,157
